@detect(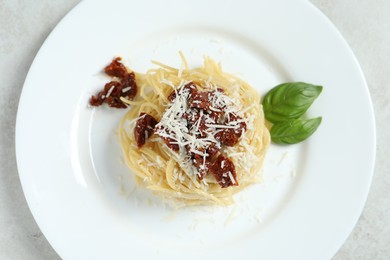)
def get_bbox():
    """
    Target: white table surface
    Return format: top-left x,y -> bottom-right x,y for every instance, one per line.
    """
1,0 -> 389,259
